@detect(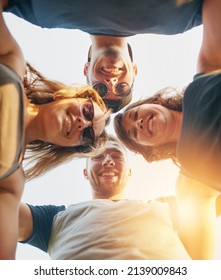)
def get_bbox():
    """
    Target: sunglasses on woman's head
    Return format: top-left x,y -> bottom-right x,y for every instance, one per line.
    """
80,98 -> 95,146
93,82 -> 132,97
